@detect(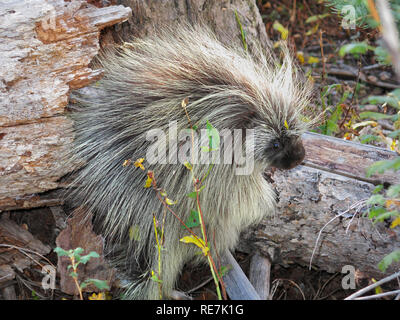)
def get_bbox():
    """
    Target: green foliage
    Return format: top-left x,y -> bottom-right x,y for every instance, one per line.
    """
359,112 -> 398,121
327,0 -> 400,66
317,84 -> 350,136
365,157 -> 400,271
325,0 -> 379,28
54,247 -> 109,298
362,89 -> 400,110
366,158 -> 400,177
234,9 -> 248,51
339,41 -> 374,58
183,210 -> 201,229
378,250 -> 400,272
